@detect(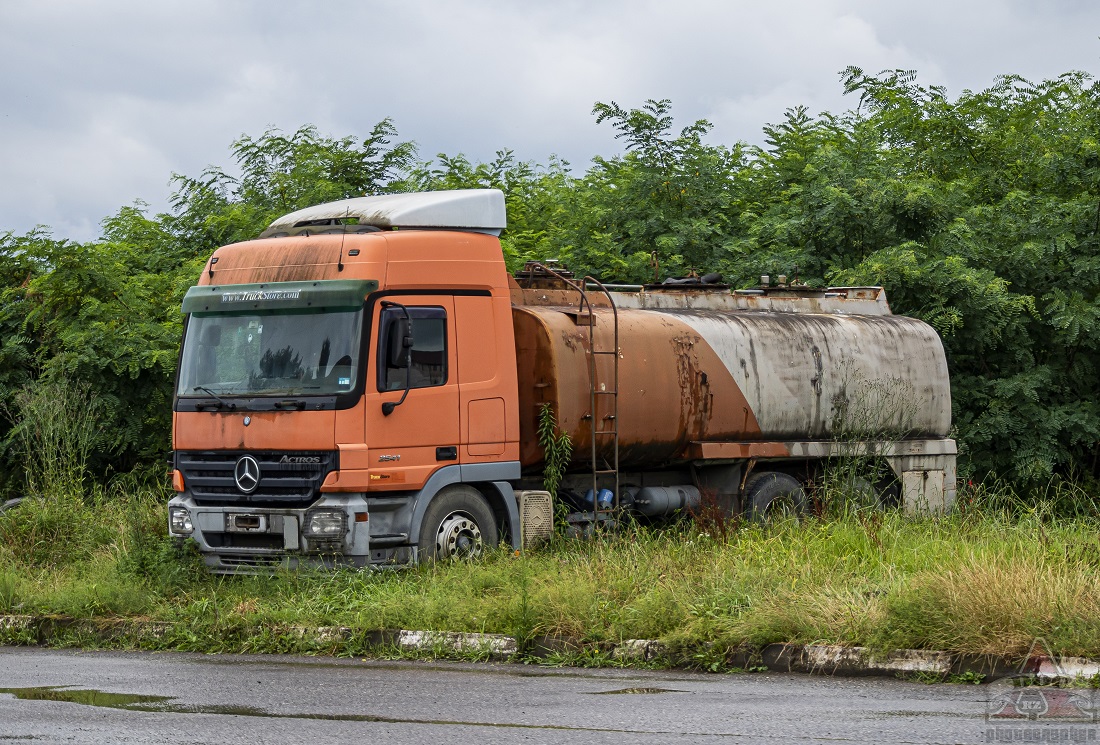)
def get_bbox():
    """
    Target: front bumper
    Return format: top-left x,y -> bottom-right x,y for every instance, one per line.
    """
167,493 -> 371,574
